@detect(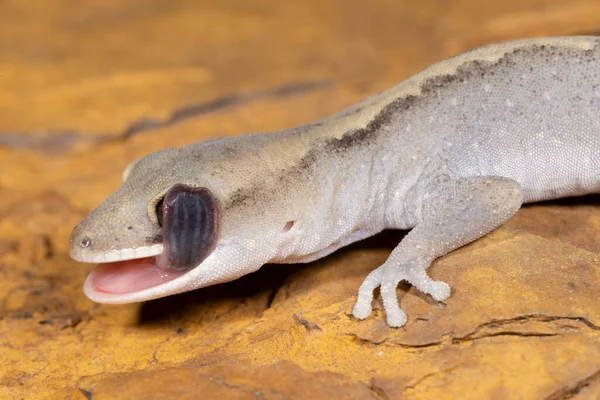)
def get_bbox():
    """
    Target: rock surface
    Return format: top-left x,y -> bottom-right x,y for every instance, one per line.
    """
2,1 -> 600,399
